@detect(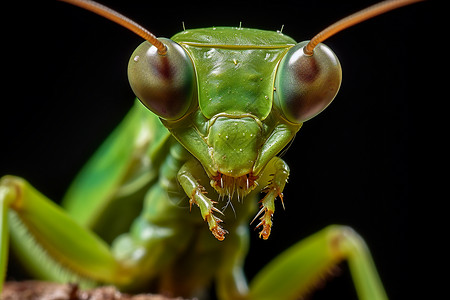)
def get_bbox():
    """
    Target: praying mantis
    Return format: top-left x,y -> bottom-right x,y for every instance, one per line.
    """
1,0 -> 426,299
